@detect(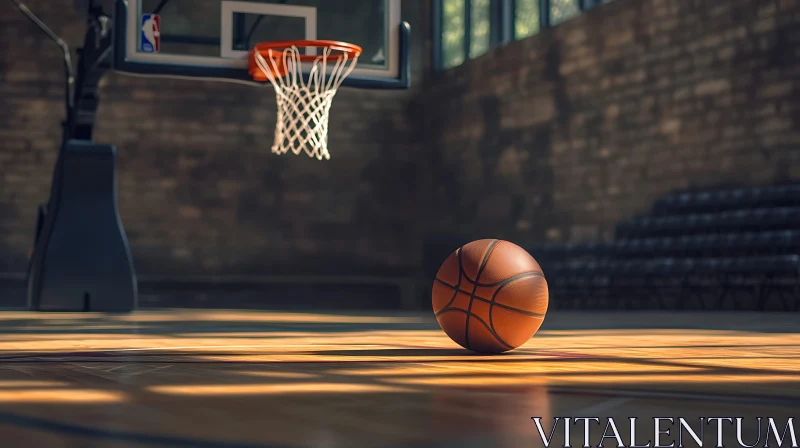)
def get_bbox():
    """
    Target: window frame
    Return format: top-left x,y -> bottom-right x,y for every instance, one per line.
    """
432,0 -> 604,71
